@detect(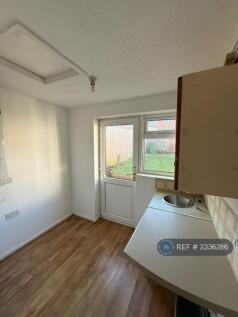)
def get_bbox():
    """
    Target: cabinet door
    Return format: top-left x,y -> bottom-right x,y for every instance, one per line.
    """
175,64 -> 238,198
